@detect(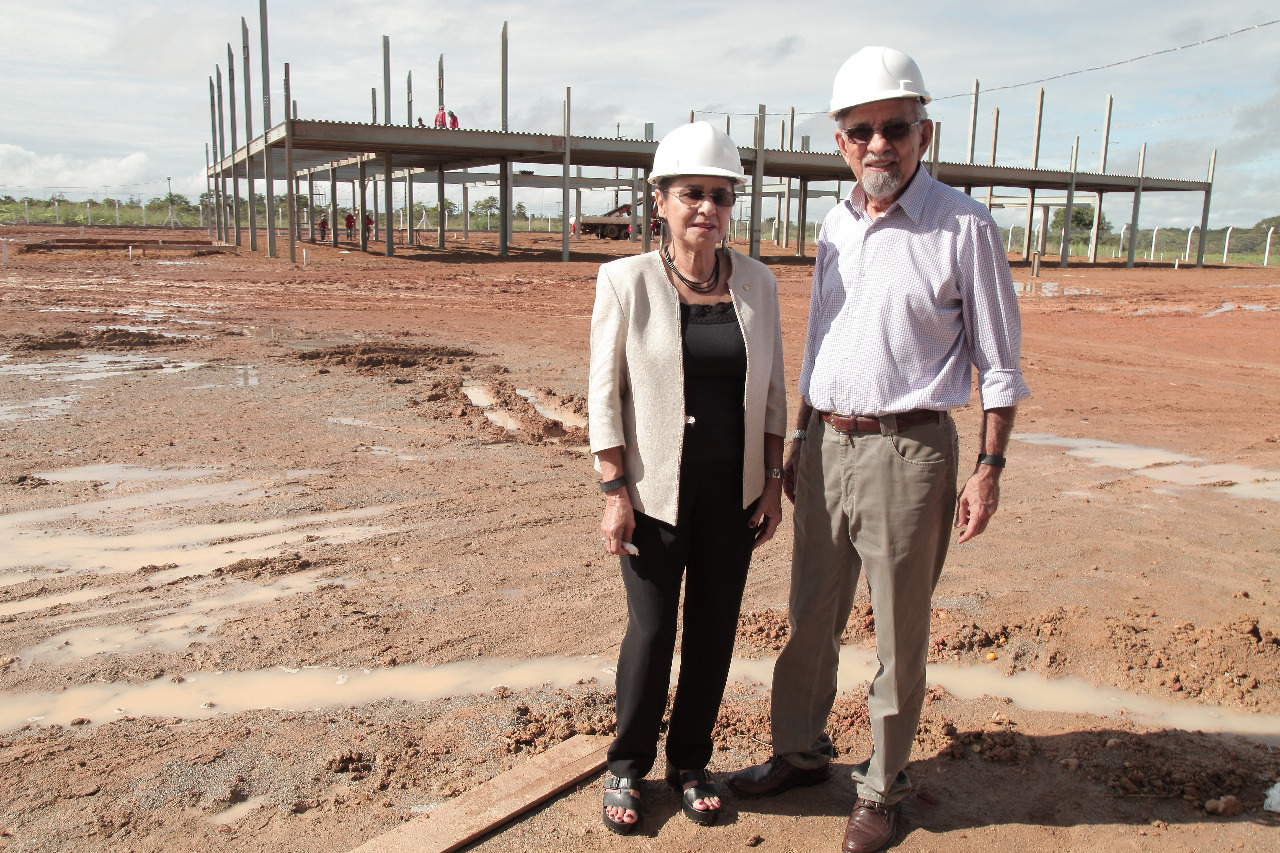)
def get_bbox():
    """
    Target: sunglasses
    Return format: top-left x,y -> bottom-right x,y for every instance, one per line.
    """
663,187 -> 737,208
840,119 -> 923,145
